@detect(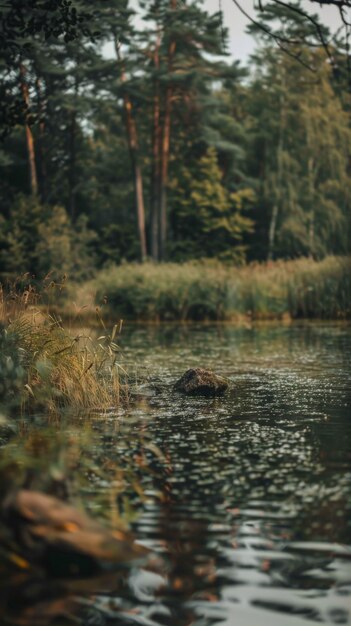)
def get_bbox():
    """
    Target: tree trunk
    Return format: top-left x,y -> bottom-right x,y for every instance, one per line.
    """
158,0 -> 177,261
159,81 -> 173,261
126,99 -> 147,261
35,76 -> 47,201
20,63 -> 38,196
307,155 -> 315,258
68,76 -> 78,221
267,69 -> 285,261
69,108 -> 77,220
268,203 -> 279,262
115,43 -> 147,261
151,31 -> 161,261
